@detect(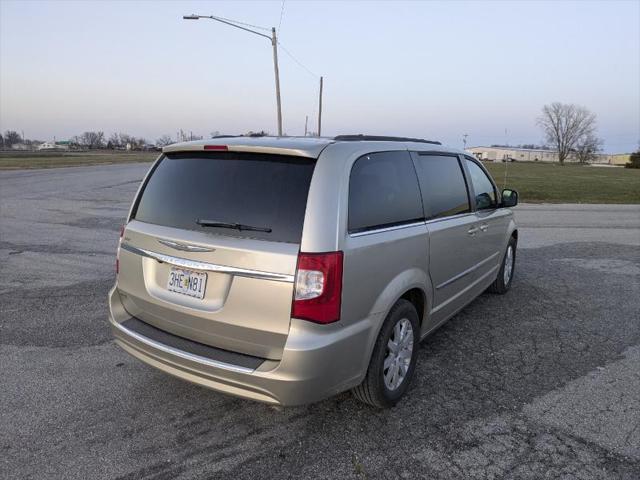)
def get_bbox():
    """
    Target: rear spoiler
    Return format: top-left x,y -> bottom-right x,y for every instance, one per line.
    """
162,139 -> 332,159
